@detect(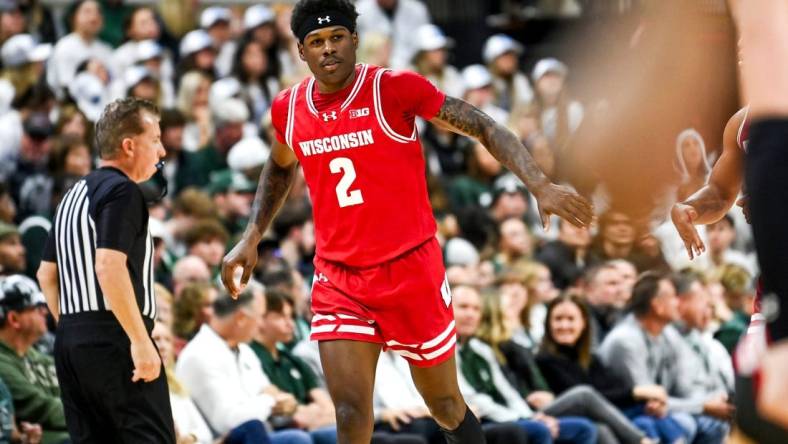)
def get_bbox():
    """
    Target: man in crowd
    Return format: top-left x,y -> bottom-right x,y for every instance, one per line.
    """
183,219 -> 229,276
0,275 -> 68,443
207,169 -> 256,236
536,218 -> 595,289
171,255 -> 211,298
176,288 -> 315,443
0,223 -> 25,276
583,264 -> 625,345
598,272 -> 728,443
